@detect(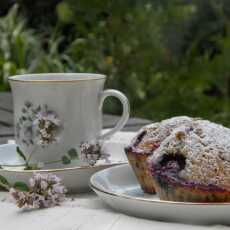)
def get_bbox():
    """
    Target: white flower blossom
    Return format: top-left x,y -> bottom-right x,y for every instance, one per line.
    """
29,178 -> 35,187
40,180 -> 48,190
